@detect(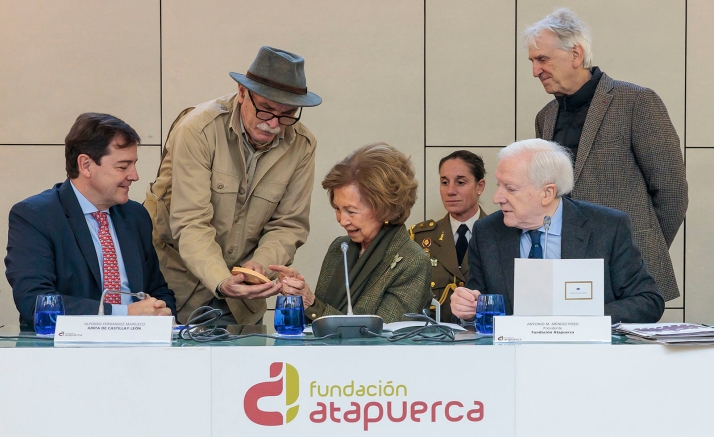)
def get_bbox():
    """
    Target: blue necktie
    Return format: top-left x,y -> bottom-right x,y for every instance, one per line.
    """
528,230 -> 543,259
